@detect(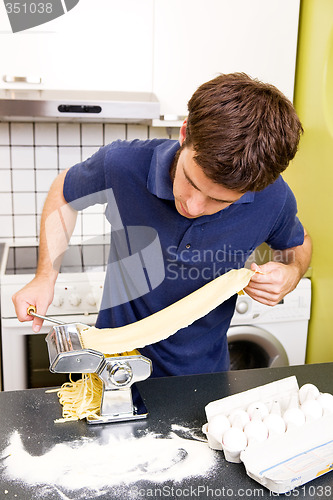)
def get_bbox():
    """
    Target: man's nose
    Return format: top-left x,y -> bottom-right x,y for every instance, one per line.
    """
186,192 -> 206,216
